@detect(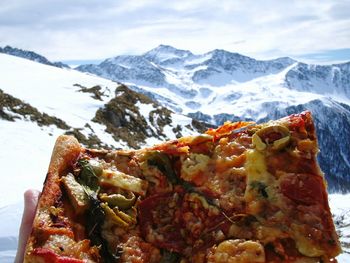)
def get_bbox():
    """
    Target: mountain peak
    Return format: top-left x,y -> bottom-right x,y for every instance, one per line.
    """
268,56 -> 296,65
146,44 -> 192,54
143,44 -> 193,63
